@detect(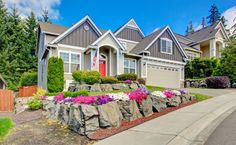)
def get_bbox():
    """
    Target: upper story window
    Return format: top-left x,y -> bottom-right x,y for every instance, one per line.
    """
124,58 -> 136,74
160,38 -> 173,54
59,51 -> 81,73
